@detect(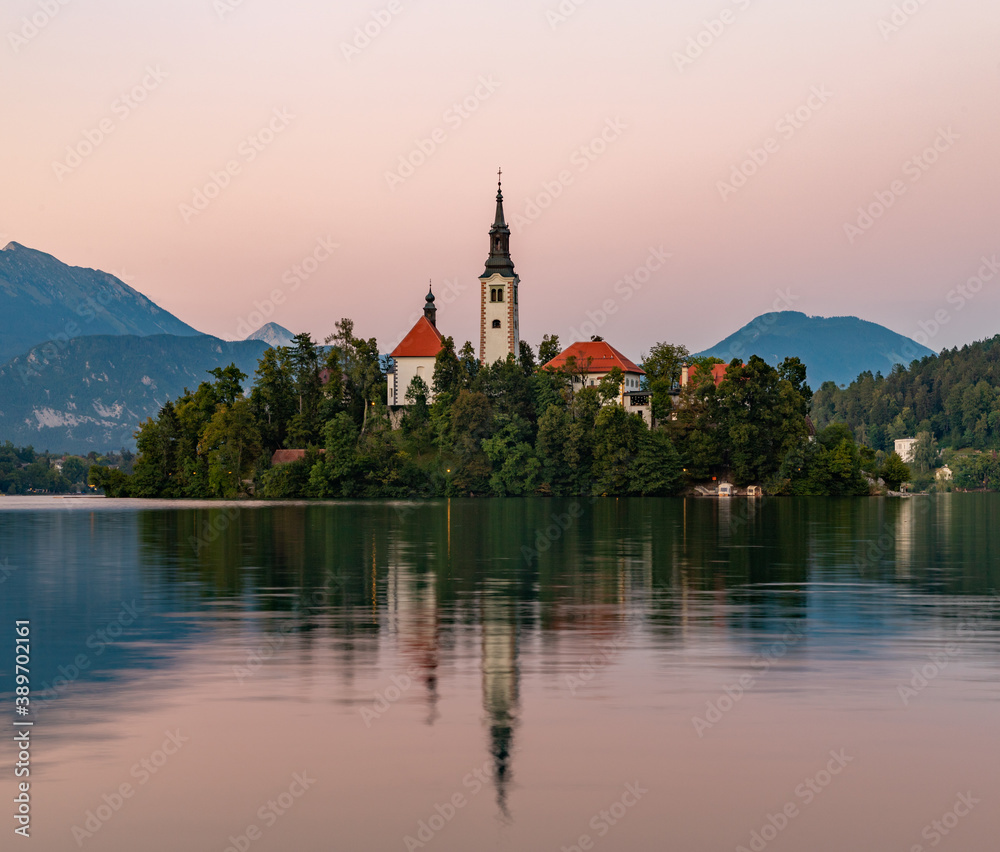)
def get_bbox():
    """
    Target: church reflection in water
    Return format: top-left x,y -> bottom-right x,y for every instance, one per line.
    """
126,493 -> 1000,820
